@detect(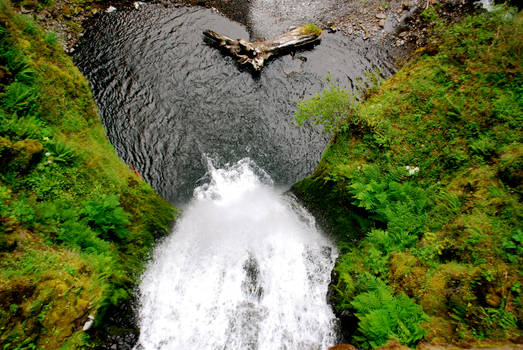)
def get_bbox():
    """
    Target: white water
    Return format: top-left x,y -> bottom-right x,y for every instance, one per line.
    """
135,158 -> 338,350
478,0 -> 494,11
